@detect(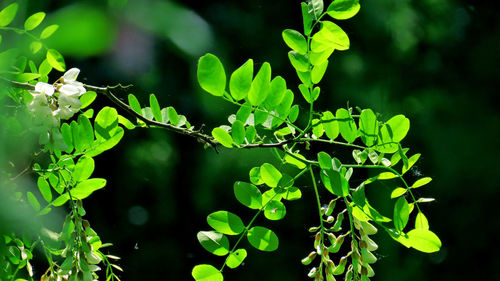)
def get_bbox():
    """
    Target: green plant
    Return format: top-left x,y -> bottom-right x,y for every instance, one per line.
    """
0,1 -> 441,281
